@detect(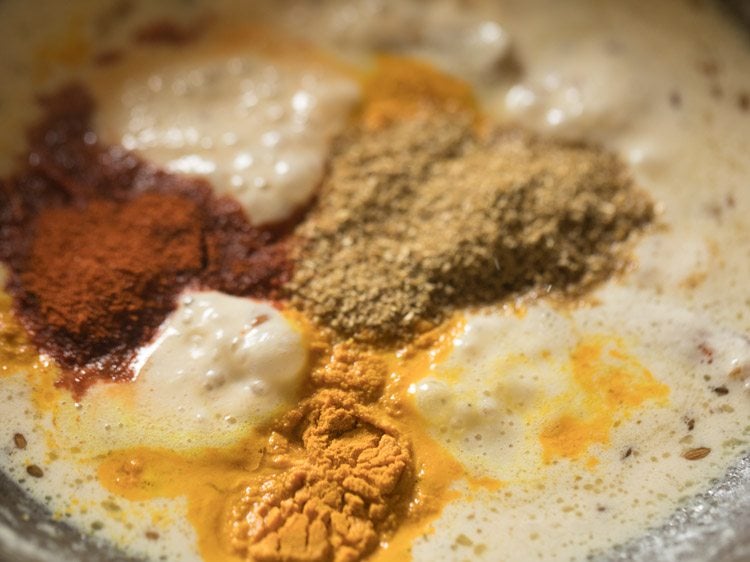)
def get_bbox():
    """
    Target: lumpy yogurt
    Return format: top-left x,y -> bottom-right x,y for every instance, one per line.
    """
133,291 -> 308,435
93,33 -> 360,226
